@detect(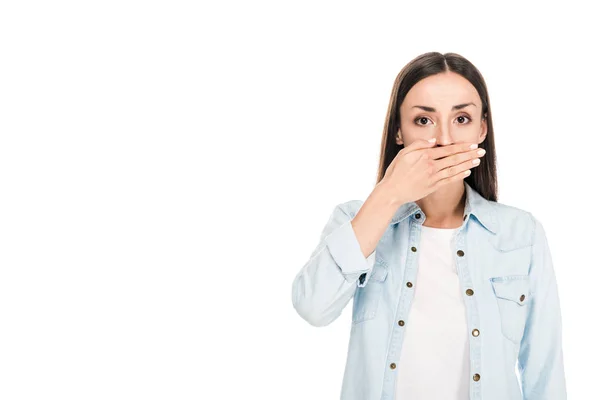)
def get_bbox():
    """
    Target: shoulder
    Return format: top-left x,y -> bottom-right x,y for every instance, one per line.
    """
492,200 -> 535,225
489,200 -> 541,249
334,199 -> 365,218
